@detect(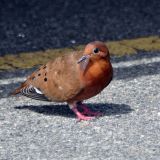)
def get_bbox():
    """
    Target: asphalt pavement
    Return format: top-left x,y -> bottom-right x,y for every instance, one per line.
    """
0,1 -> 160,159
0,52 -> 160,160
